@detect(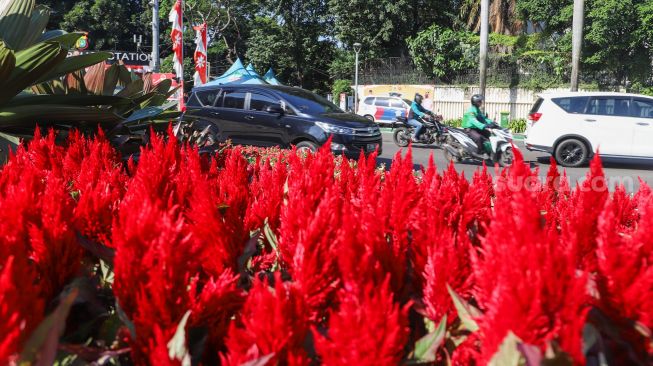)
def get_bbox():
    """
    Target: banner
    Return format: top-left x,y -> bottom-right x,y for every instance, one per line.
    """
168,0 -> 184,110
193,23 -> 207,86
